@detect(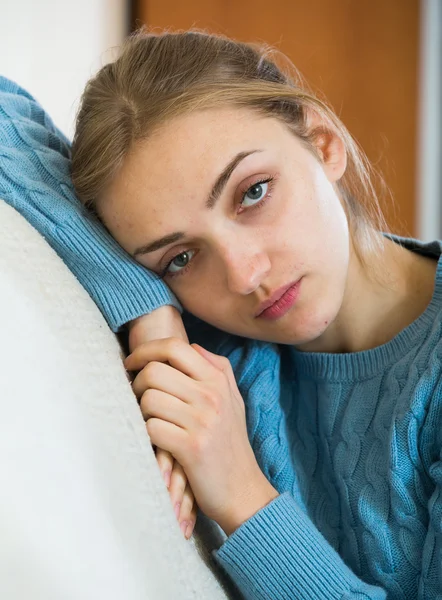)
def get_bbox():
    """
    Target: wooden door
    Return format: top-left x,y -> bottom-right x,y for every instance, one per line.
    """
133,0 -> 420,235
